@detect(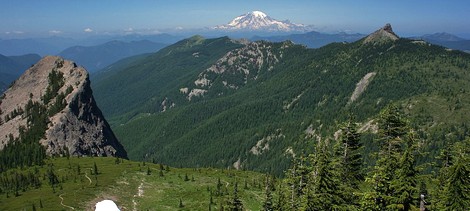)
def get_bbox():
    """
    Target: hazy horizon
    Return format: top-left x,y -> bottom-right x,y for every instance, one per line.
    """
1,0 -> 470,39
